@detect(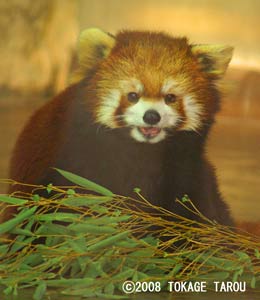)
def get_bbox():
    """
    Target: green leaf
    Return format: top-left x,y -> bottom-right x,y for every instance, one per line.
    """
255,249 -> 260,259
141,235 -> 159,247
206,256 -> 240,271
112,268 -> 134,280
23,253 -> 43,267
46,278 -> 95,287
9,237 -> 36,254
232,268 -> 244,282
116,239 -> 140,248
0,206 -> 37,234
68,223 -> 117,234
54,168 -> 114,196
32,194 -> 40,201
104,282 -> 115,295
35,212 -> 80,222
67,238 -> 87,253
169,263 -> 183,277
88,231 -> 129,251
135,271 -> 149,280
0,195 -> 28,205
84,215 -> 131,225
194,271 -> 230,281
3,286 -> 13,295
129,249 -> 154,257
62,287 -> 96,296
235,251 -> 251,262
61,196 -> 113,207
181,194 -> 190,202
0,245 -> 9,257
46,183 -> 53,194
67,188 -> 76,195
84,261 -> 102,278
33,281 -> 46,300
10,228 -> 34,236
133,187 -> 141,193
251,276 -> 256,289
36,222 -> 74,236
